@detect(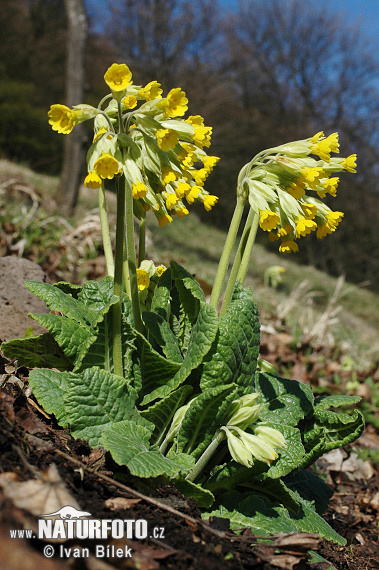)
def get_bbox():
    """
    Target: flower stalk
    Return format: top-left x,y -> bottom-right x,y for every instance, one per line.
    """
220,208 -> 257,316
98,183 -> 114,277
185,430 -> 226,483
112,178 -> 126,377
210,197 -> 246,310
